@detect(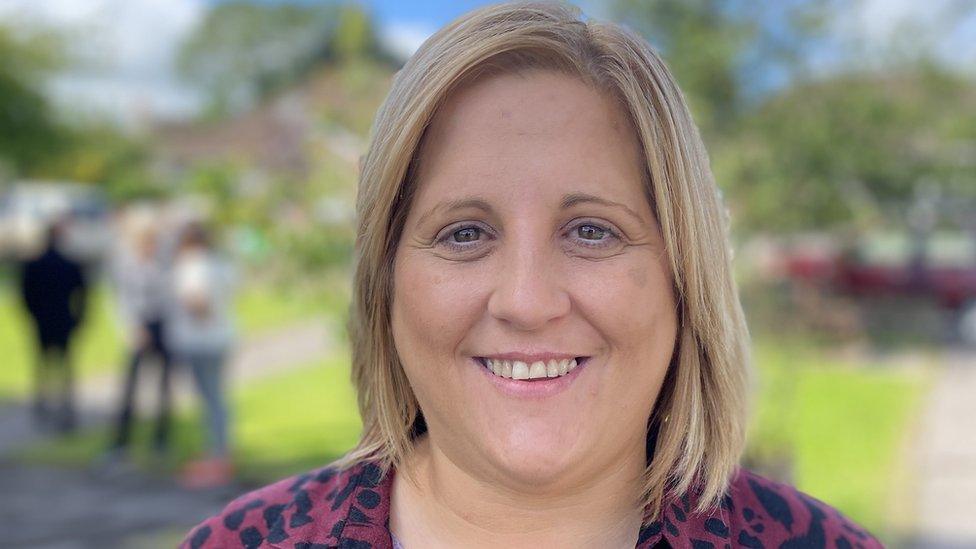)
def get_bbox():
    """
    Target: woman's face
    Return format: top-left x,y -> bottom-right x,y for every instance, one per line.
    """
391,70 -> 678,491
